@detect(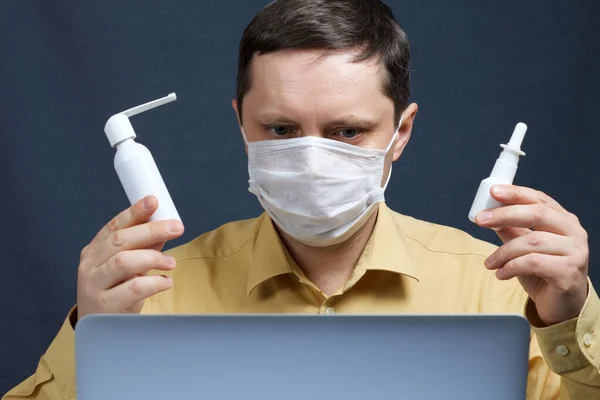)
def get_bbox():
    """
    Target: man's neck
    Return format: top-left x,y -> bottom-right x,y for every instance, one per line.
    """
277,210 -> 379,297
